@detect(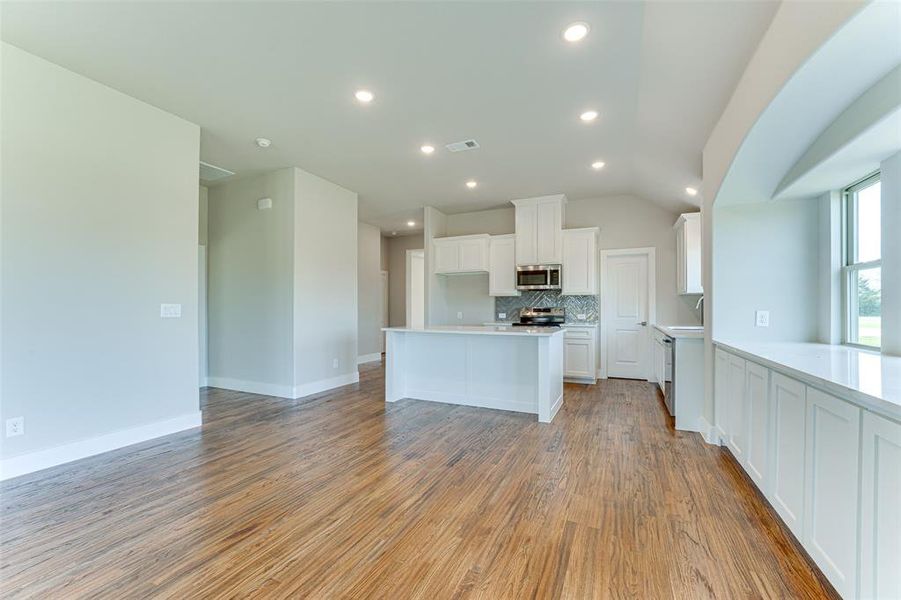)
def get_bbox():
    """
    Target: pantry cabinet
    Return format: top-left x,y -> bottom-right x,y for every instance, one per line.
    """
488,235 -> 519,296
433,234 -> 490,274
673,212 -> 702,295
562,227 -> 598,295
512,195 -> 565,265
